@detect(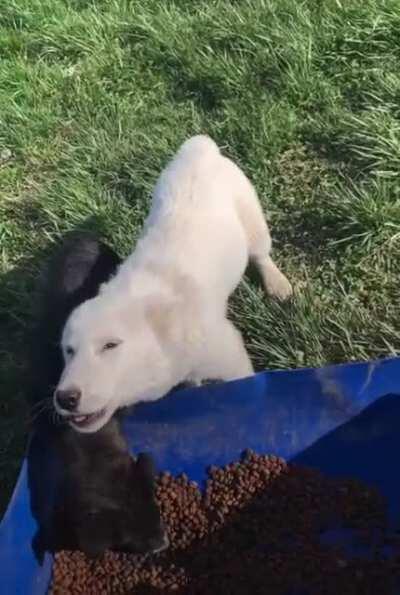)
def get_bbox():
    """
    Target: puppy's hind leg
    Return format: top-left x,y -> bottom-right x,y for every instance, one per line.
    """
196,320 -> 254,383
235,177 -> 292,300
